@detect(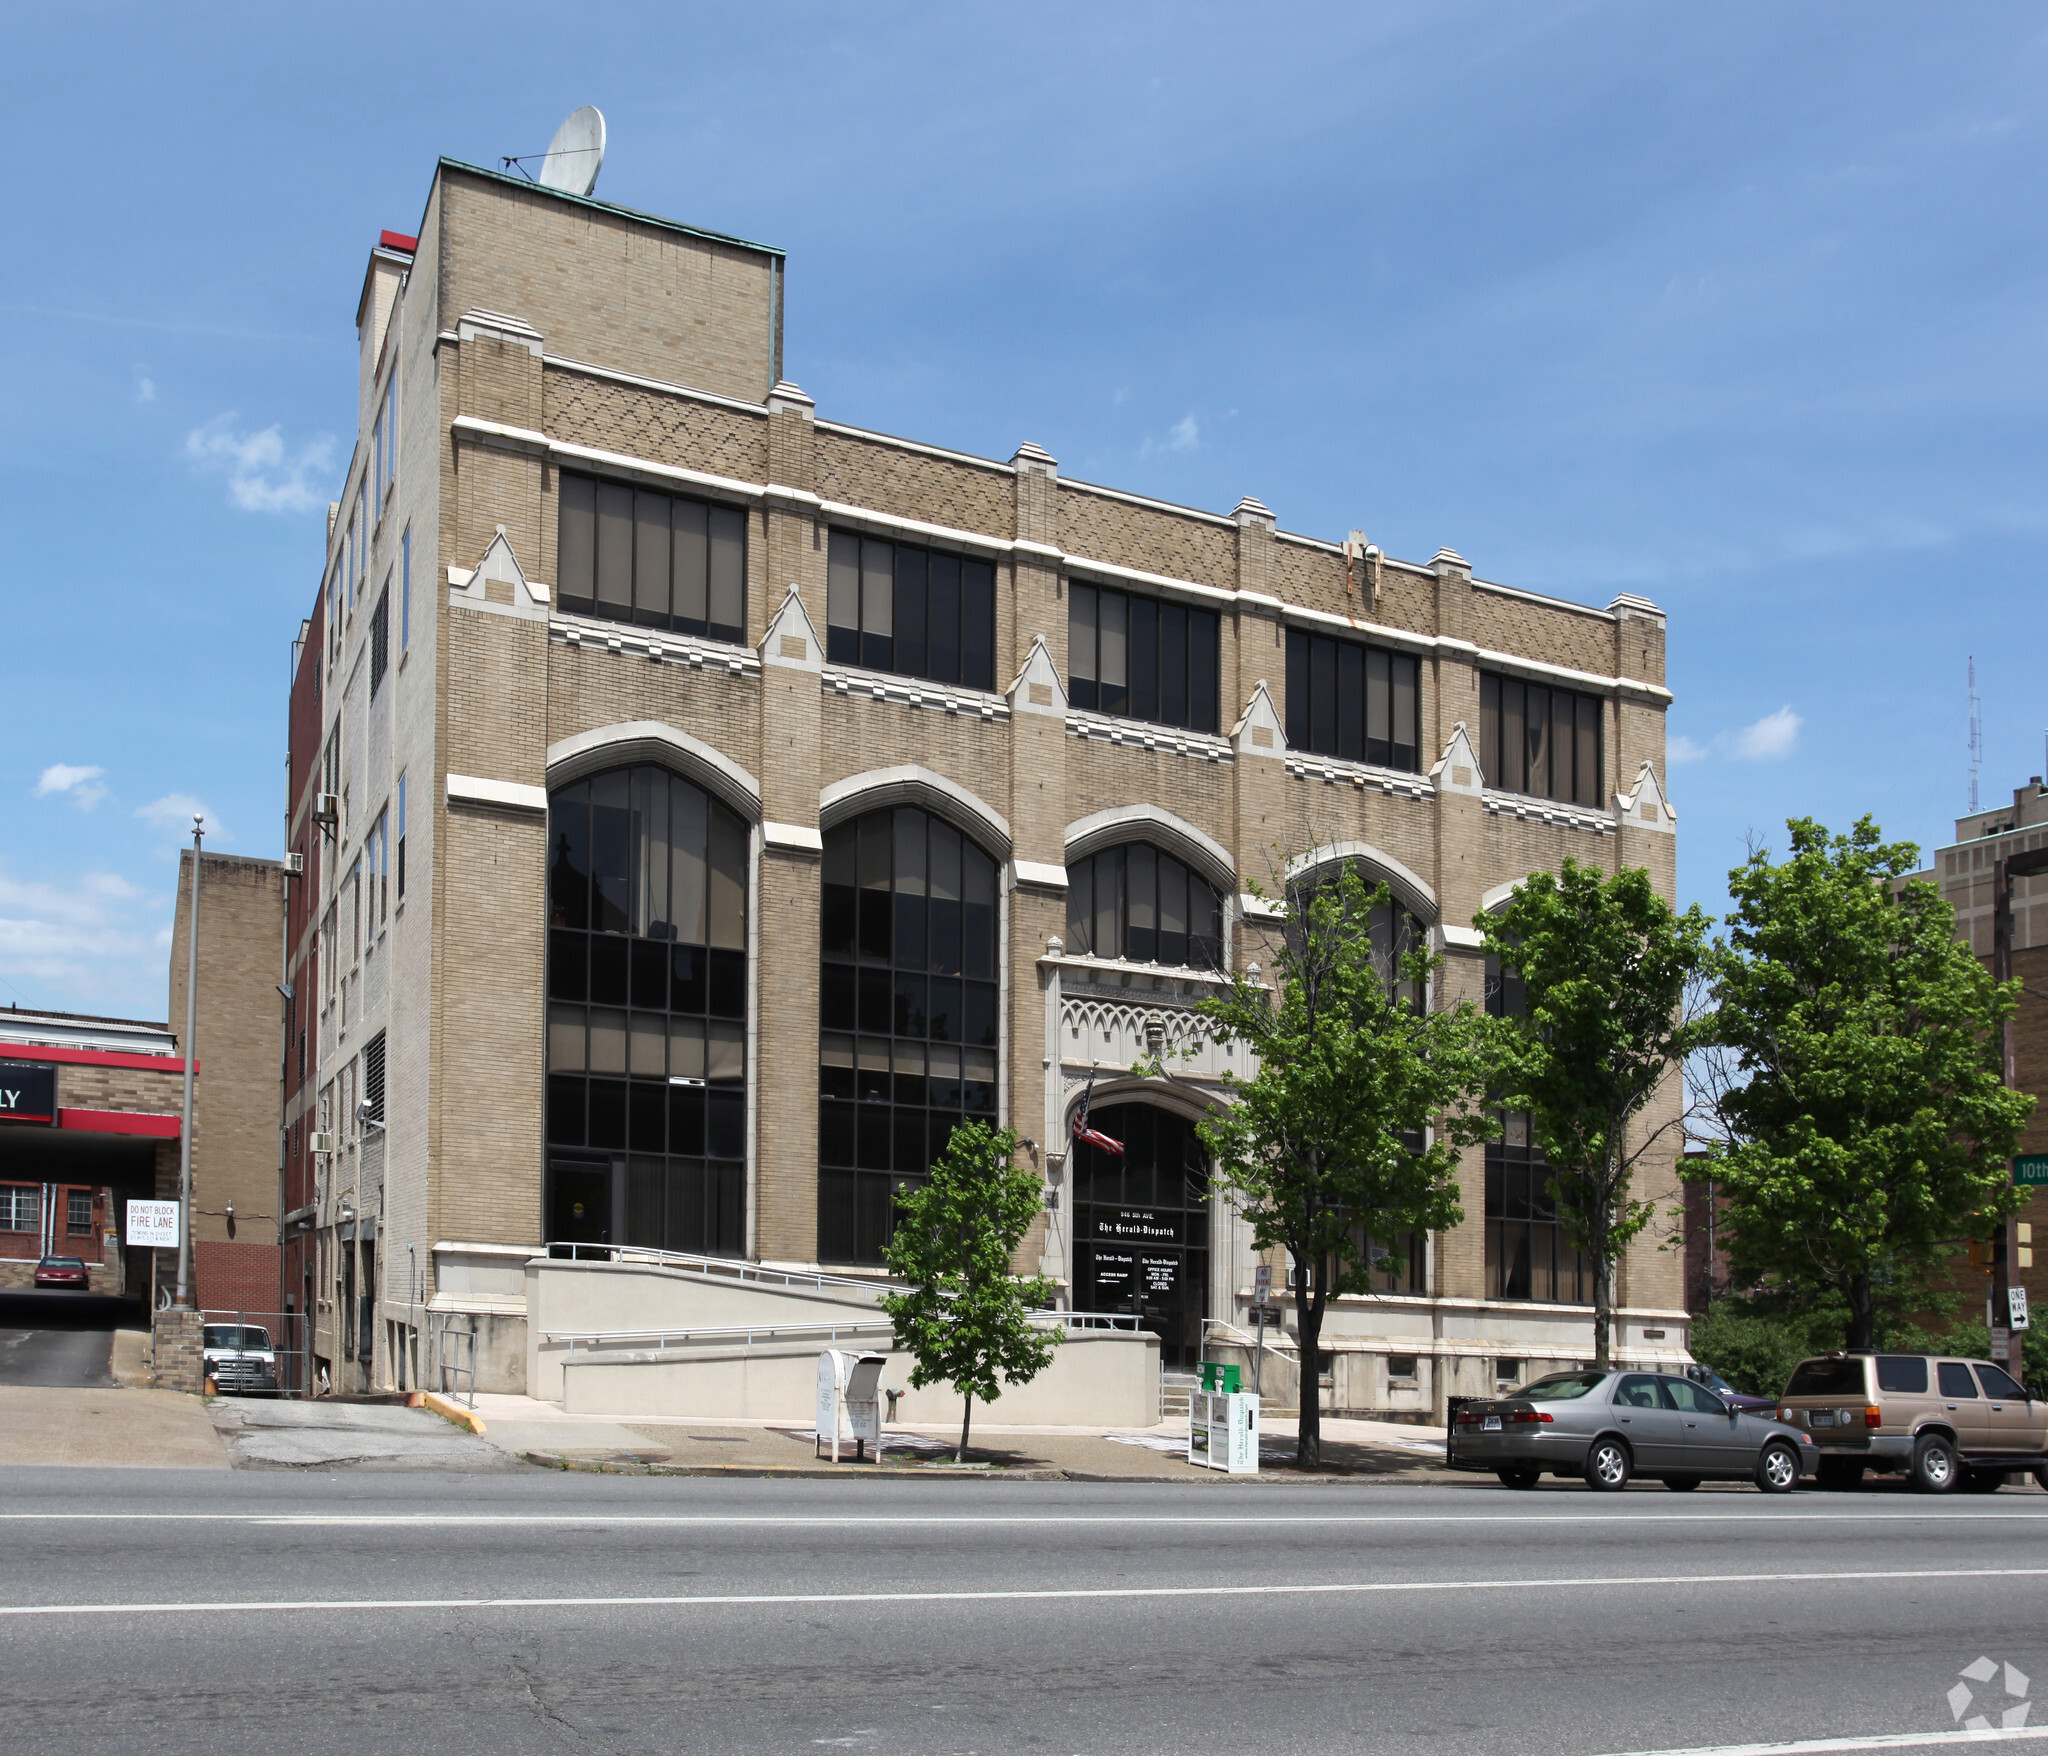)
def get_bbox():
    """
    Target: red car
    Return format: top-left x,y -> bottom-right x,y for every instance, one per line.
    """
33,1255 -> 90,1289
